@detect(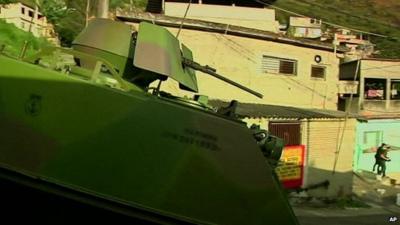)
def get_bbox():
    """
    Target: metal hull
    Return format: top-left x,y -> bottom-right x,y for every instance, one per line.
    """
0,55 -> 298,225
